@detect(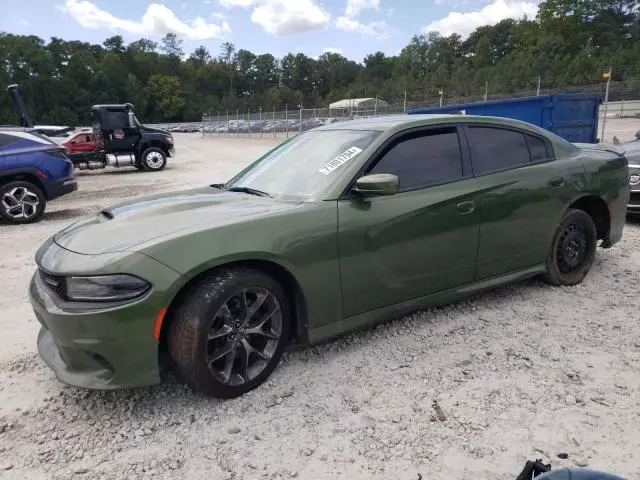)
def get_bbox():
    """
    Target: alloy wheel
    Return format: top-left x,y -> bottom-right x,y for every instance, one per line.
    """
146,151 -> 164,169
2,186 -> 40,220
206,287 -> 282,386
